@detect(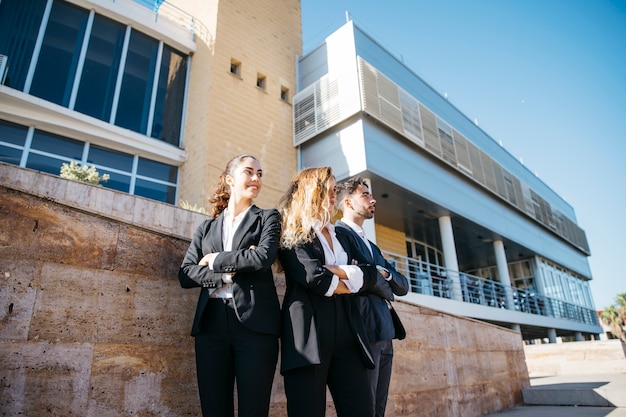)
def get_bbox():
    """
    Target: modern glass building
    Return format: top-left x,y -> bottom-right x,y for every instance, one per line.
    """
0,0 -> 601,342
293,21 -> 601,342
